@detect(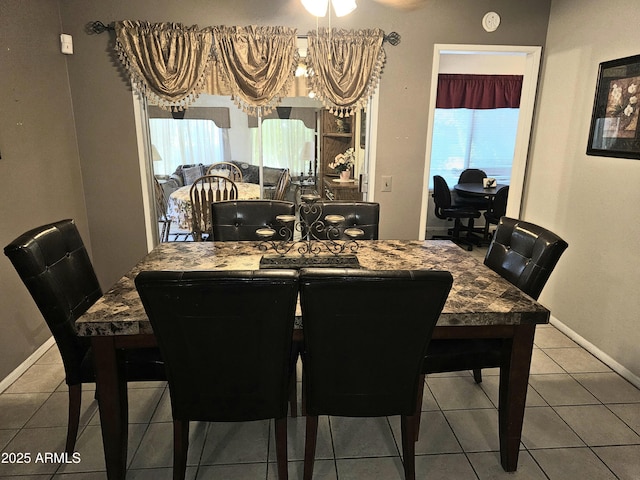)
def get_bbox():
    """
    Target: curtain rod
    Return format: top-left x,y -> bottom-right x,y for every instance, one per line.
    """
85,21 -> 401,45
